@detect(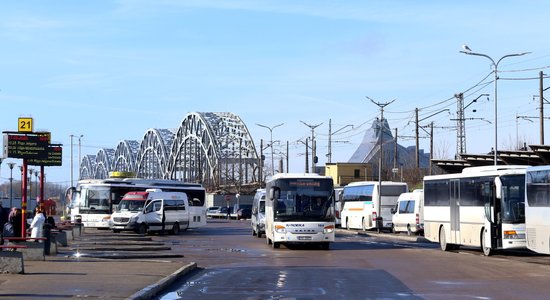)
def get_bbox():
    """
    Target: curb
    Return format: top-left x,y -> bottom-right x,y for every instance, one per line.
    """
126,262 -> 197,300
336,228 -> 430,243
